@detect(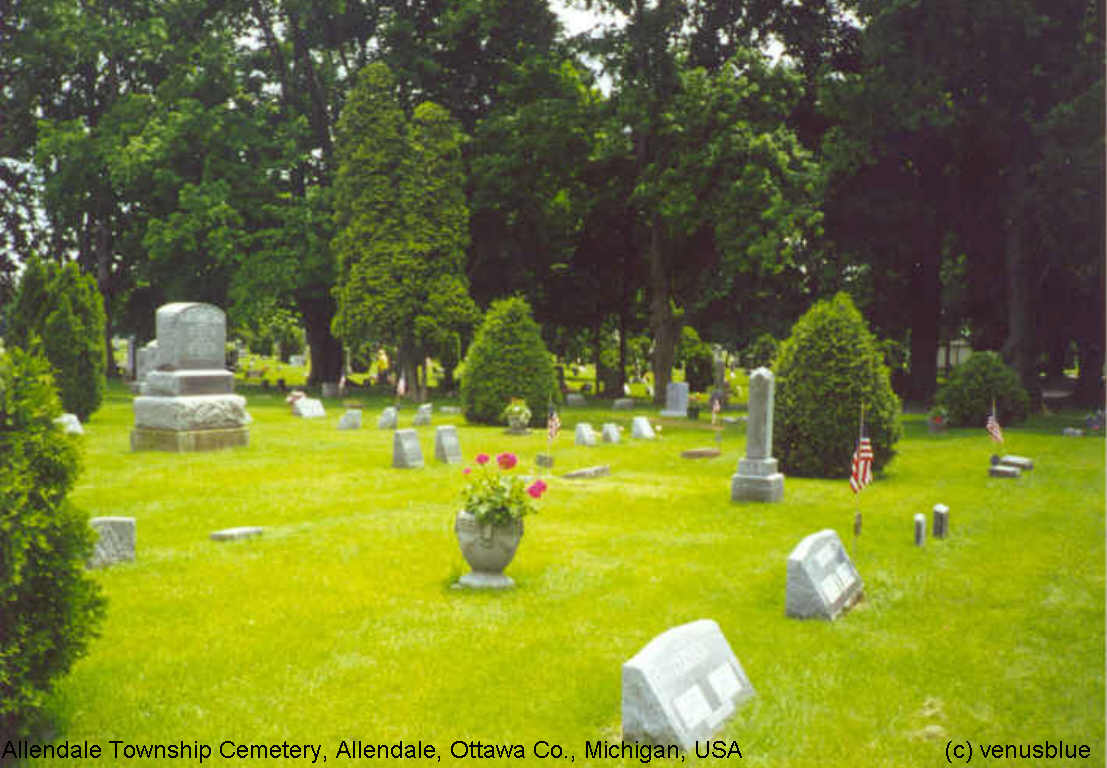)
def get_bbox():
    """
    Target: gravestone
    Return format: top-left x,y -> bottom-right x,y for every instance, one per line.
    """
602,423 -> 621,443
575,423 -> 597,446
998,455 -> 1033,471
1063,427 -> 1084,437
989,464 -> 1020,478
914,513 -> 926,546
413,403 -> 433,426
292,398 -> 325,418
731,367 -> 784,502
434,425 -> 463,464
393,429 -> 424,468
440,405 -> 461,415
378,406 -> 398,429
126,336 -> 137,380
536,454 -> 555,468
660,381 -> 689,418
54,413 -> 83,435
131,303 -> 250,451
338,410 -> 362,430
622,619 -> 755,751
321,382 -> 340,398
289,354 -> 306,367
681,448 -> 720,459
210,526 -> 263,542
932,504 -> 949,539
613,398 -> 634,410
566,393 -> 586,407
563,465 -> 609,479
631,416 -> 656,439
786,529 -> 863,620
135,340 -> 158,389
88,517 -> 136,568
